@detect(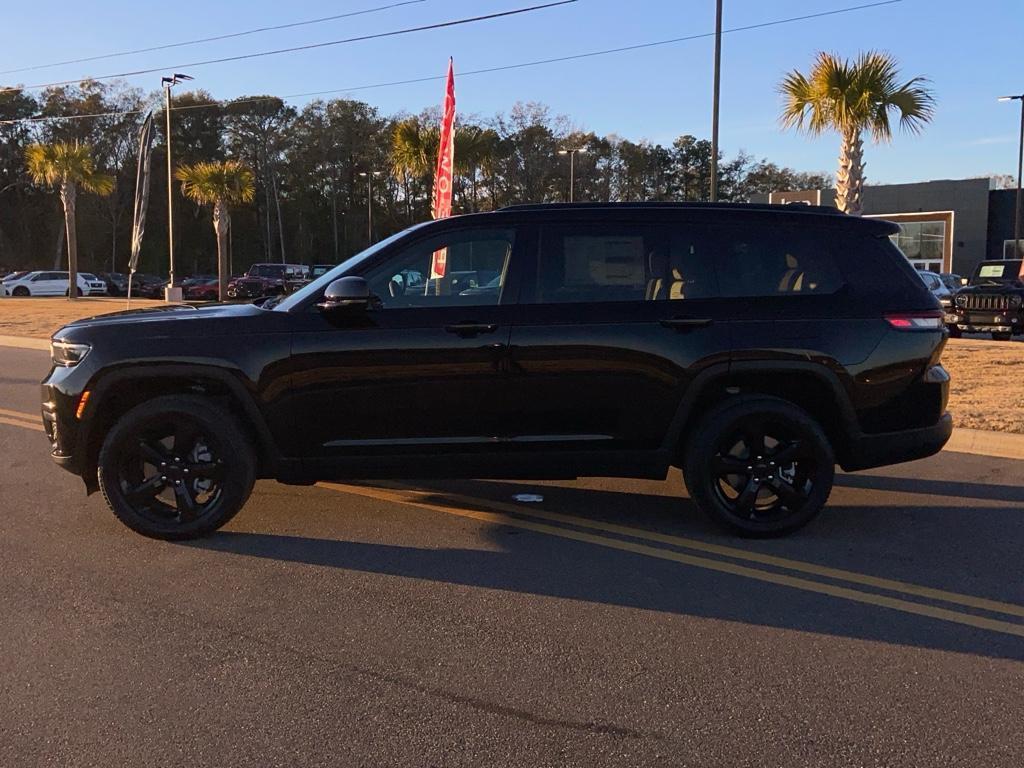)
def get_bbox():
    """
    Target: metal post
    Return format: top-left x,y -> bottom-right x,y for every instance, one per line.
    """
569,151 -> 576,203
1016,96 -> 1023,257
709,0 -> 723,202
367,174 -> 373,244
165,82 -> 175,293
